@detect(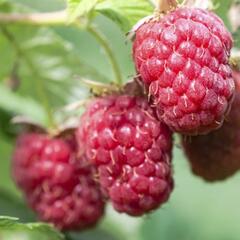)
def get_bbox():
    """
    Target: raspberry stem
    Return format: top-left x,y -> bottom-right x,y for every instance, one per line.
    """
155,0 -> 178,13
0,26 -> 57,129
87,25 -> 123,86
